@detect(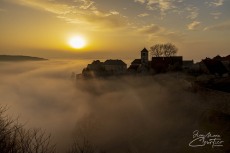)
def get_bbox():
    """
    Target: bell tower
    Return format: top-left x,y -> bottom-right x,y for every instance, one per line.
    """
141,48 -> 149,65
